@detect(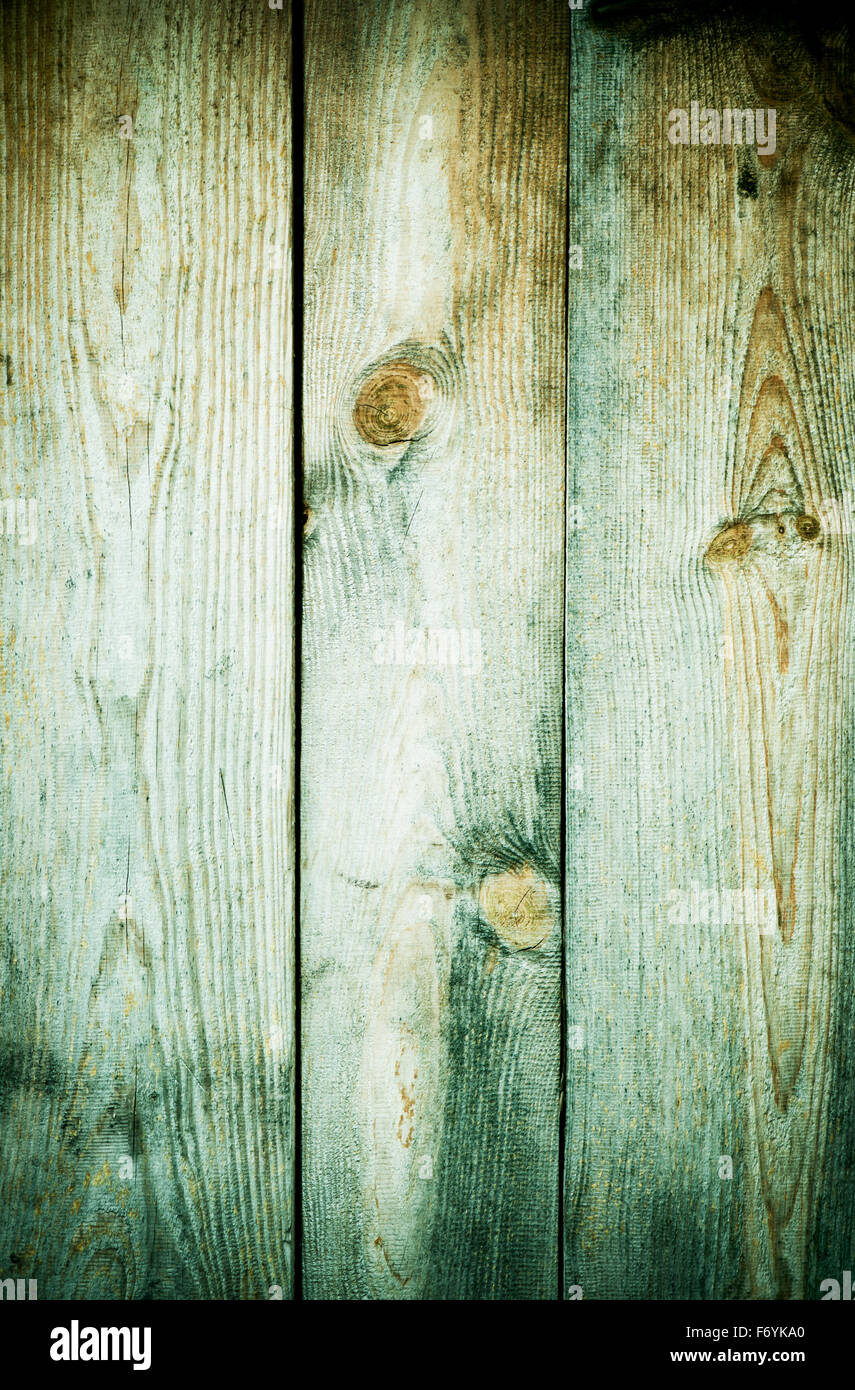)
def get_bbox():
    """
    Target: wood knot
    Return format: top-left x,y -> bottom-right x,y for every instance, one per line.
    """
706,521 -> 753,564
795,513 -> 820,541
706,513 -> 821,564
354,361 -> 434,447
479,865 -> 552,951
